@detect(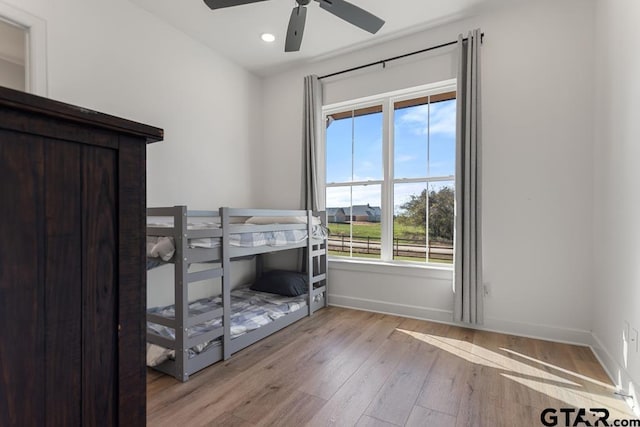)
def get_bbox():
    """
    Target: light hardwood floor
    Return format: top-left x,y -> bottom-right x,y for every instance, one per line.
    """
147,307 -> 636,426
